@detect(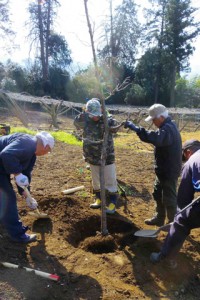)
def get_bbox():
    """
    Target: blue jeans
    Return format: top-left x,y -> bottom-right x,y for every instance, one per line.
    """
0,174 -> 28,238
